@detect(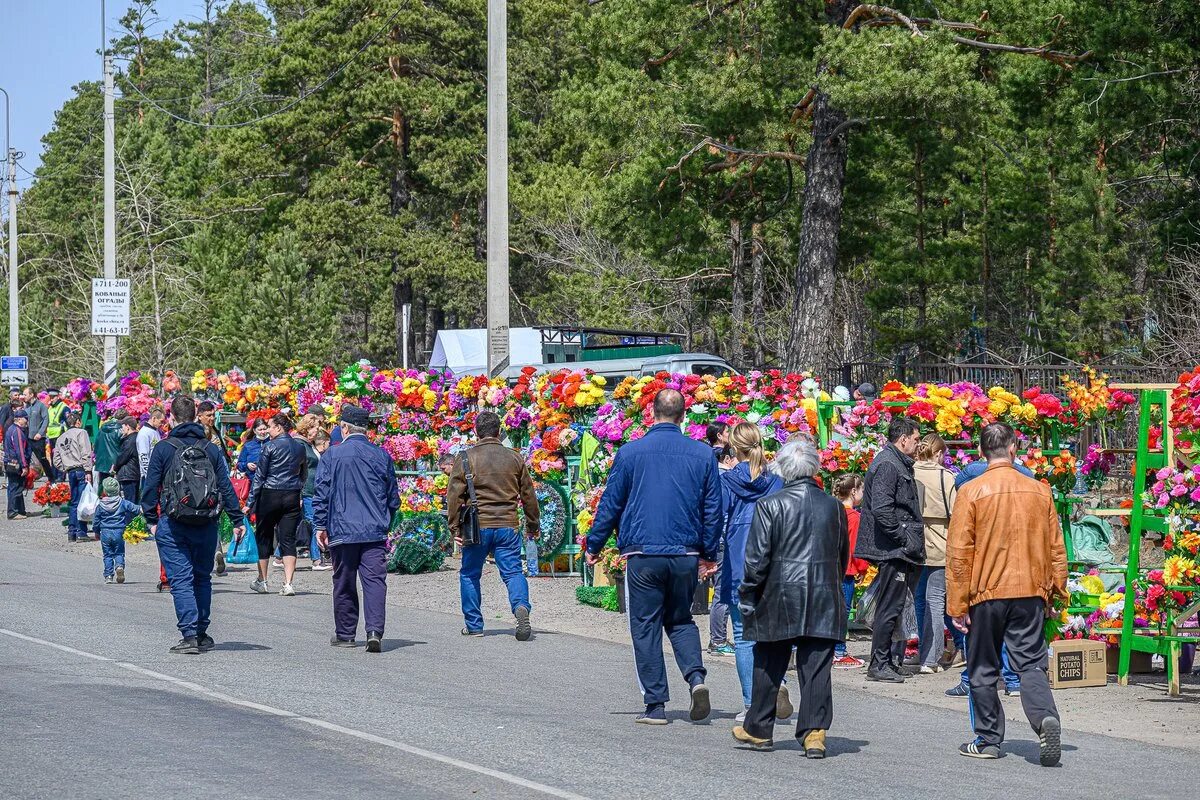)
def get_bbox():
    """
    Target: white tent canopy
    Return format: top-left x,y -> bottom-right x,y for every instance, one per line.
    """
428,328 -> 542,376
